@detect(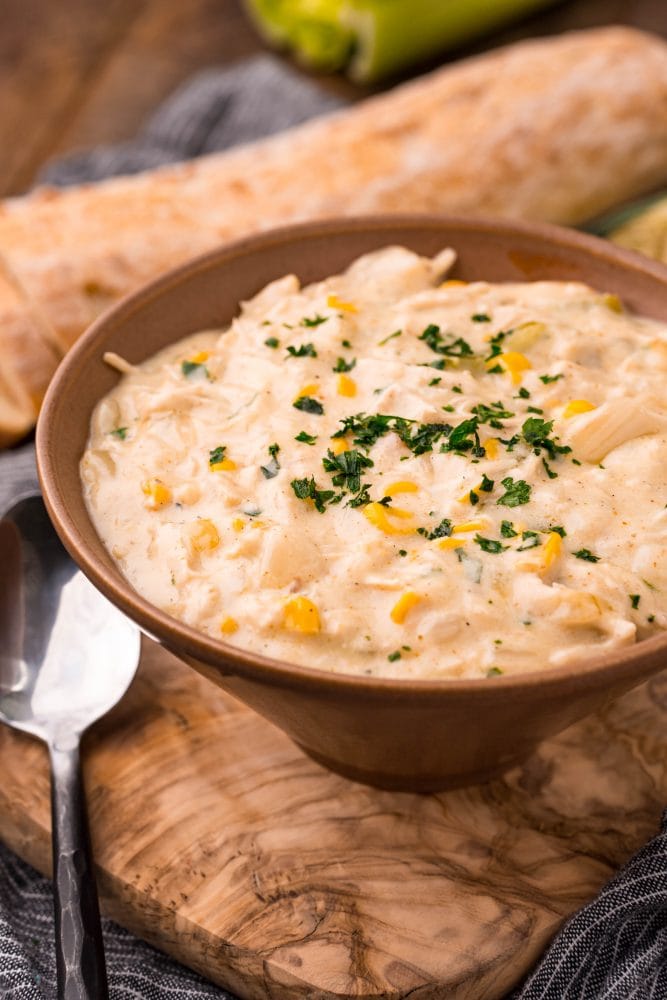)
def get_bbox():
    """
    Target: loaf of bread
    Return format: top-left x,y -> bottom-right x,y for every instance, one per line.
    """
1,25 -> 666,444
